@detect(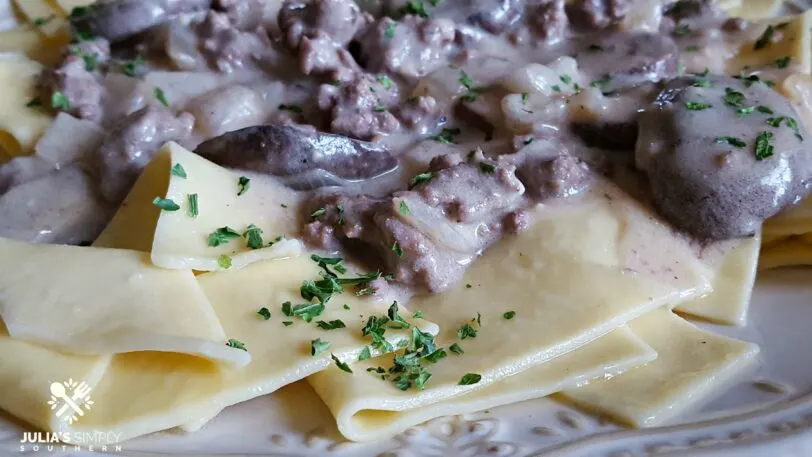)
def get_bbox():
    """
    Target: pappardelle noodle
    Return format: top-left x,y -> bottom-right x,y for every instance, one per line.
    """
0,0 -> 807,445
